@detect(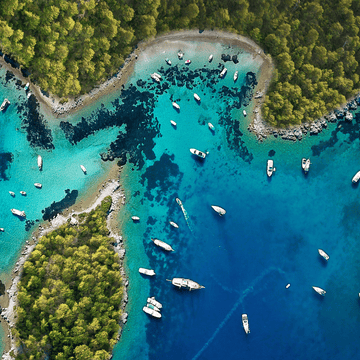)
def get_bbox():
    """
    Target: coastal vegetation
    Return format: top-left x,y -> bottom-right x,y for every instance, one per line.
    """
0,0 -> 359,126
12,197 -> 124,360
